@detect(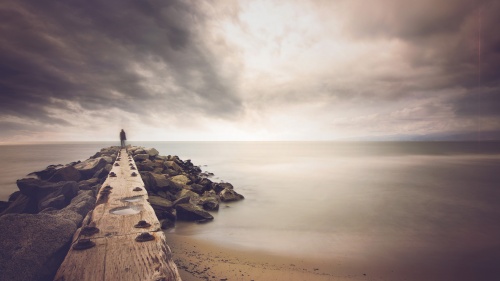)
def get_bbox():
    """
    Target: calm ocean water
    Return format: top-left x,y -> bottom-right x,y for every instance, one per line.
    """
1,141 -> 500,280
